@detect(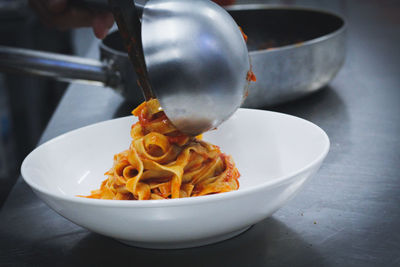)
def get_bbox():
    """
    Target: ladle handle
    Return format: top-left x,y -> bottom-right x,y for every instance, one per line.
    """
108,0 -> 154,100
0,45 -> 121,88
